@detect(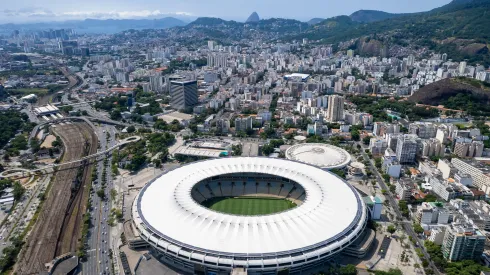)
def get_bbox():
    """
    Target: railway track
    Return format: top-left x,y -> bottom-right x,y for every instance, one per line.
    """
15,122 -> 97,274
56,122 -> 98,255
